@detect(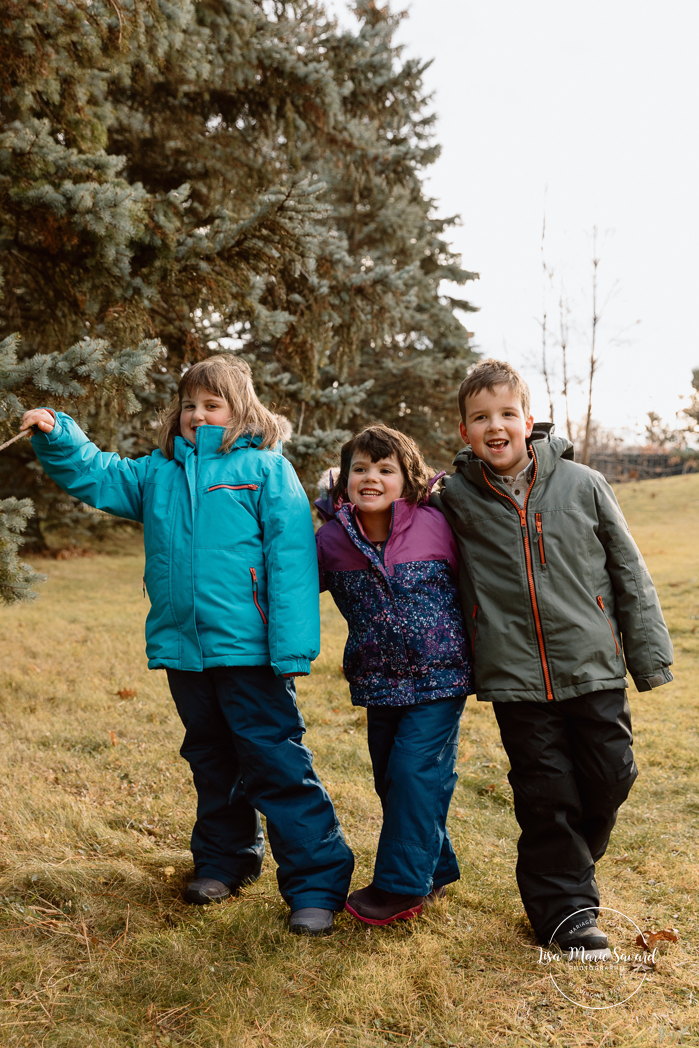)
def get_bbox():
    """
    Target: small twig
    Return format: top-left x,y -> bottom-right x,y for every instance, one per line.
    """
107,0 -> 124,43
80,918 -> 92,964
0,429 -> 29,453
35,997 -> 55,1027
